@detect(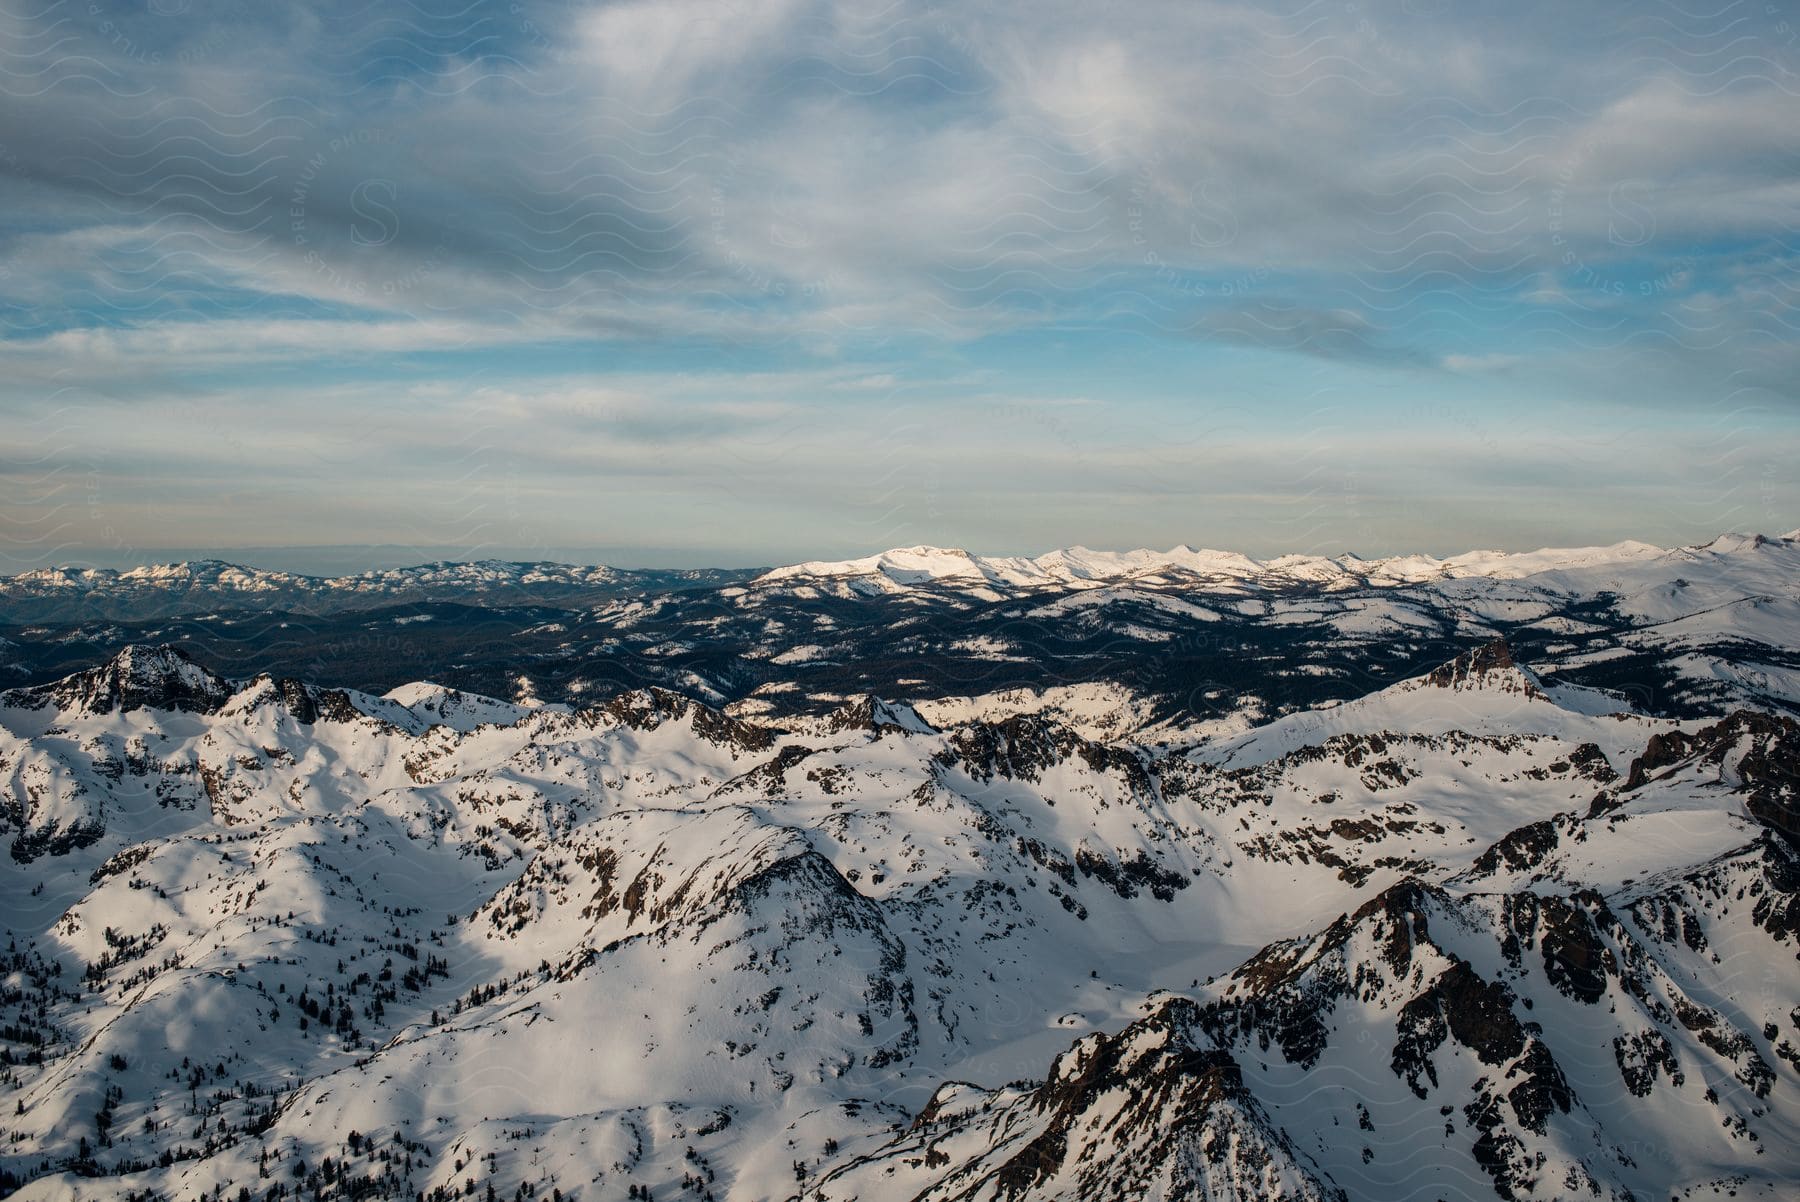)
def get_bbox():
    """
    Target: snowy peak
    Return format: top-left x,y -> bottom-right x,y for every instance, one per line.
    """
1,620 -> 1797,1200
1429,538 -> 1665,576
383,682 -> 535,730
757,545 -> 977,584
819,694 -> 937,735
1205,638 -> 1620,769
755,543 -> 1274,593
1192,850 -> 1799,1202
13,559 -> 281,590
1417,638 -> 1546,698
1688,532 -> 1772,555
11,558 -> 622,594
591,685 -> 778,755
15,643 -> 233,716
